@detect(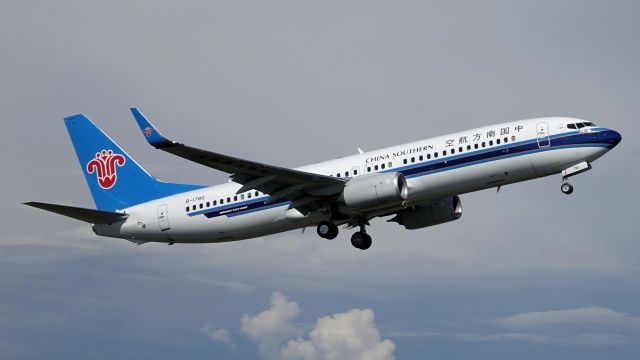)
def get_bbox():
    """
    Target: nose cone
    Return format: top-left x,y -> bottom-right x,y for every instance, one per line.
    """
608,129 -> 622,148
